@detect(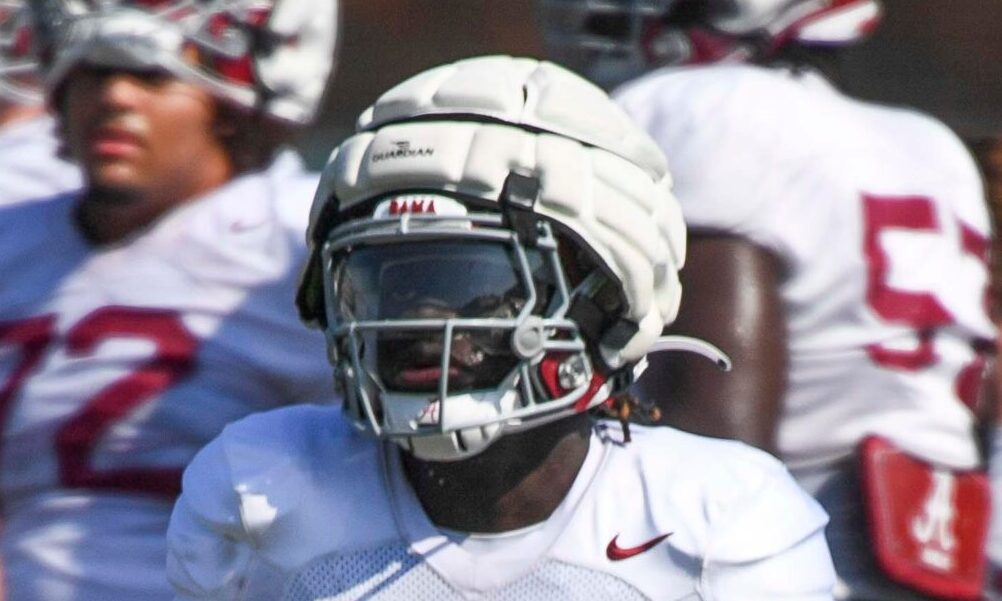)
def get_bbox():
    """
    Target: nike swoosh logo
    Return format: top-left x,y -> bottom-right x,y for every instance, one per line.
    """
606,532 -> 673,561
